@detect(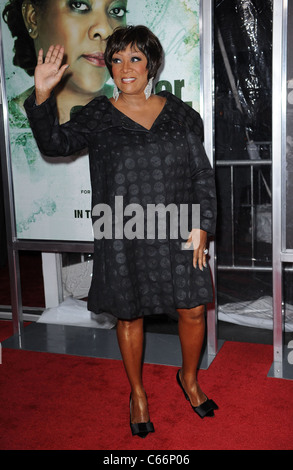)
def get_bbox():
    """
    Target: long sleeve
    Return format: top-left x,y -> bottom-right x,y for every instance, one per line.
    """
24,91 -> 90,157
186,110 -> 217,236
